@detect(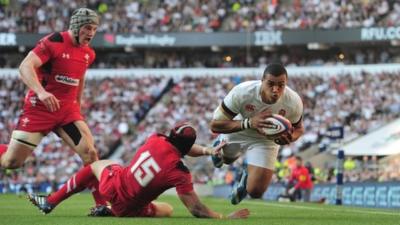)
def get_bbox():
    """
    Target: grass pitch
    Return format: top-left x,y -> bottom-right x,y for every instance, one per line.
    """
0,193 -> 398,225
